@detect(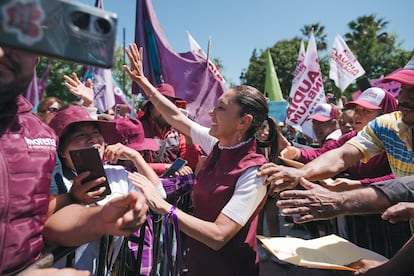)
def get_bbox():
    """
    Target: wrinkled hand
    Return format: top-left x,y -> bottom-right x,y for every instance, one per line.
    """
321,178 -> 362,192
381,202 -> 414,224
100,190 -> 148,235
280,146 -> 300,160
257,162 -> 303,192
105,143 -> 140,164
123,43 -> 146,86
347,258 -> 387,275
277,177 -> 344,223
69,172 -> 108,205
64,73 -> 94,107
129,172 -> 170,215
